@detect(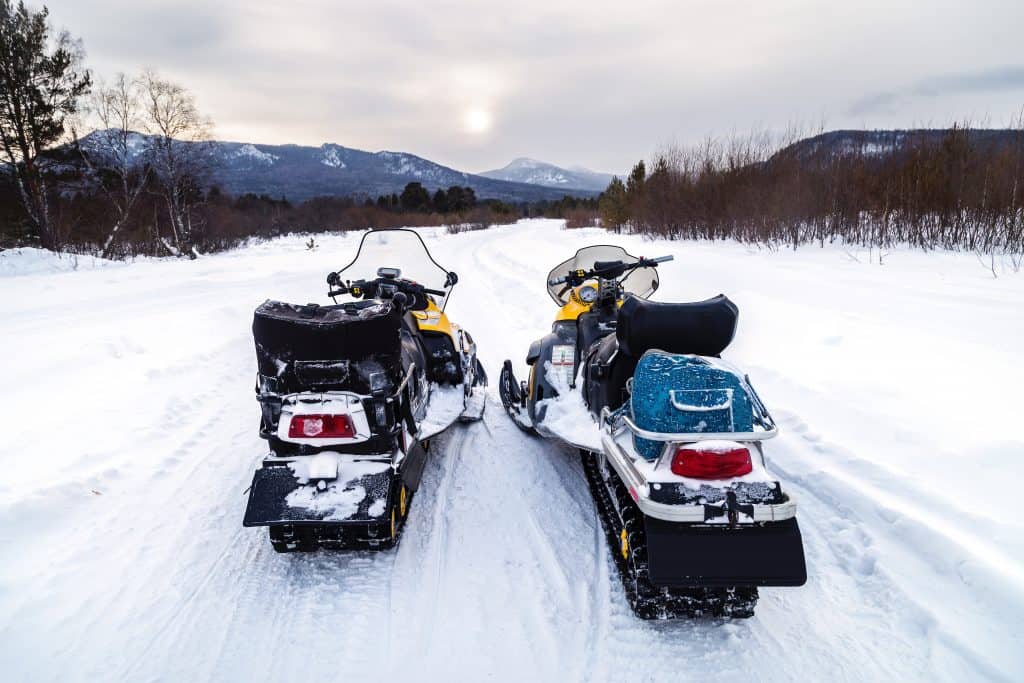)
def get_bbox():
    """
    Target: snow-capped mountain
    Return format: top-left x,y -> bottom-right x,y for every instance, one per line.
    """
209,143 -> 601,201
72,132 -> 596,203
480,157 -> 614,192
